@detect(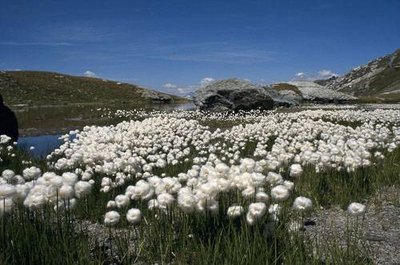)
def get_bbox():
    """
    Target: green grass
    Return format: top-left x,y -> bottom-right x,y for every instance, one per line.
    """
291,148 -> 400,209
0,70 -> 188,106
0,206 -> 94,265
1,124 -> 399,264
